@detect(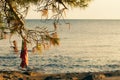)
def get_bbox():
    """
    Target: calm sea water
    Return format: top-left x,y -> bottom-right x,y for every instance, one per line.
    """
1,19 -> 120,73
